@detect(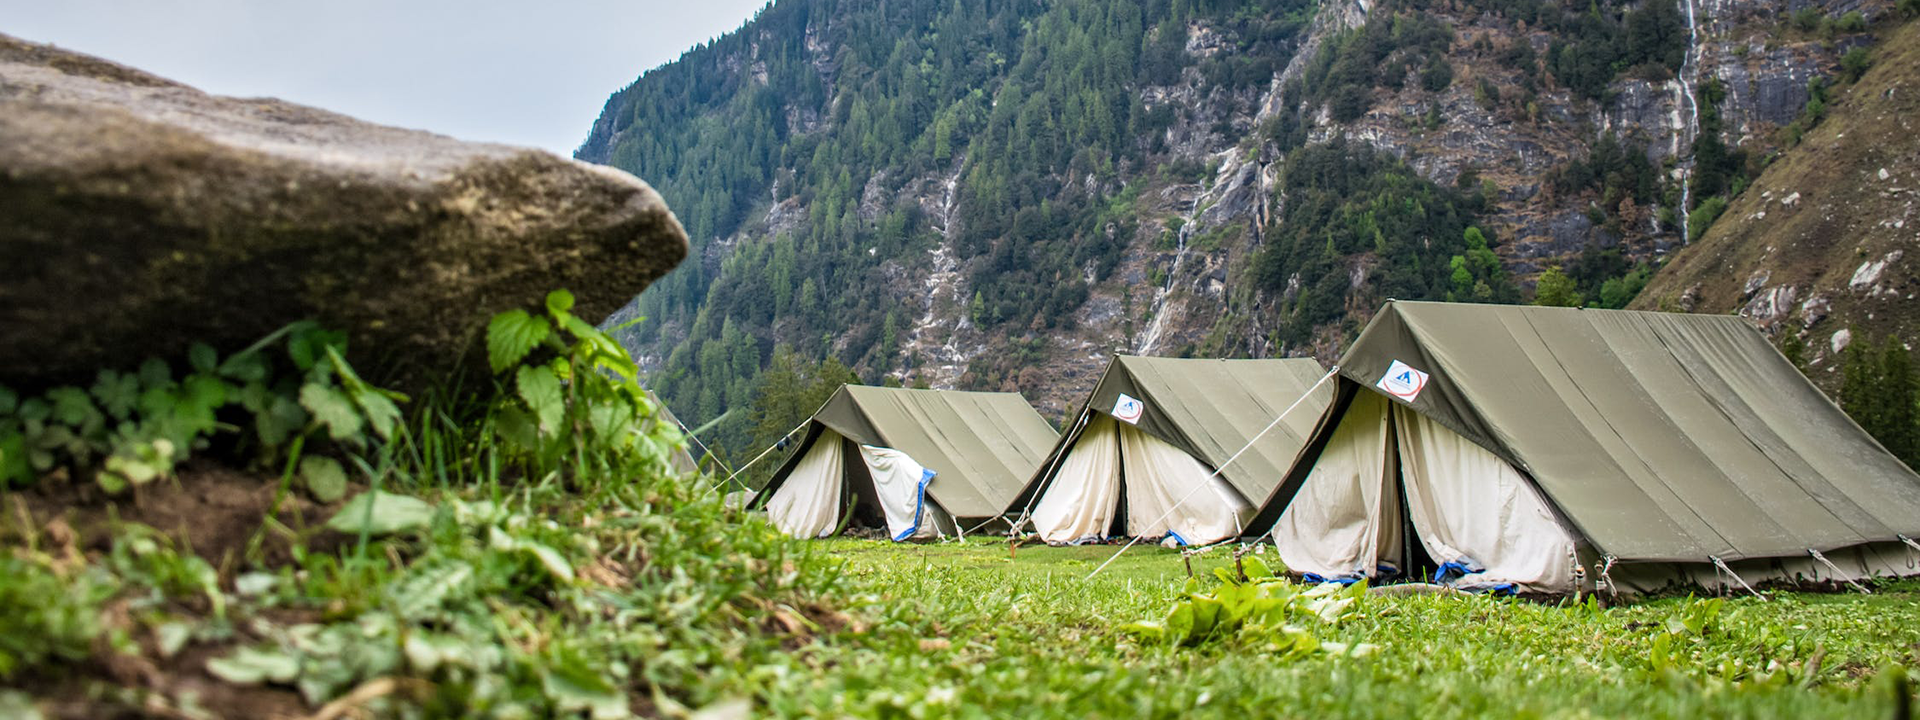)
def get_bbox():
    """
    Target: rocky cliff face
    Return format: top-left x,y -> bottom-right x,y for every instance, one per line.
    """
582,0 -> 1904,428
1633,17 -> 1920,389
